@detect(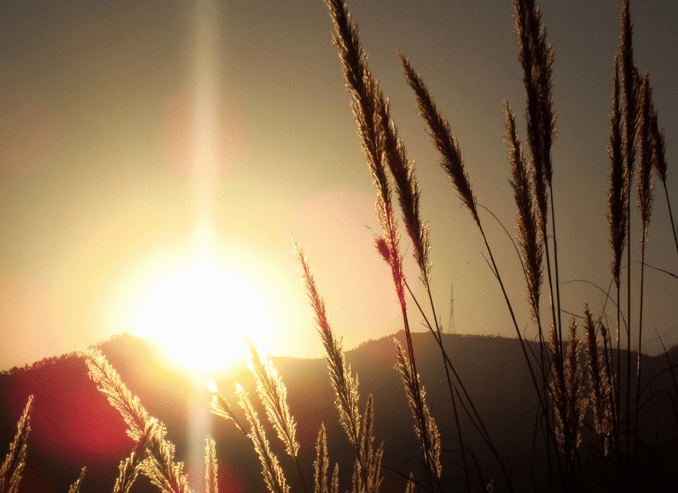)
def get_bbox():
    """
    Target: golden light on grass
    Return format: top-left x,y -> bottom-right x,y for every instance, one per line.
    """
128,252 -> 275,378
